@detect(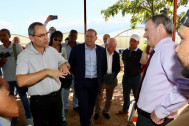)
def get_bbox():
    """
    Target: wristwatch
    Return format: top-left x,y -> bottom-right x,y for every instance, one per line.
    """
65,62 -> 70,68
